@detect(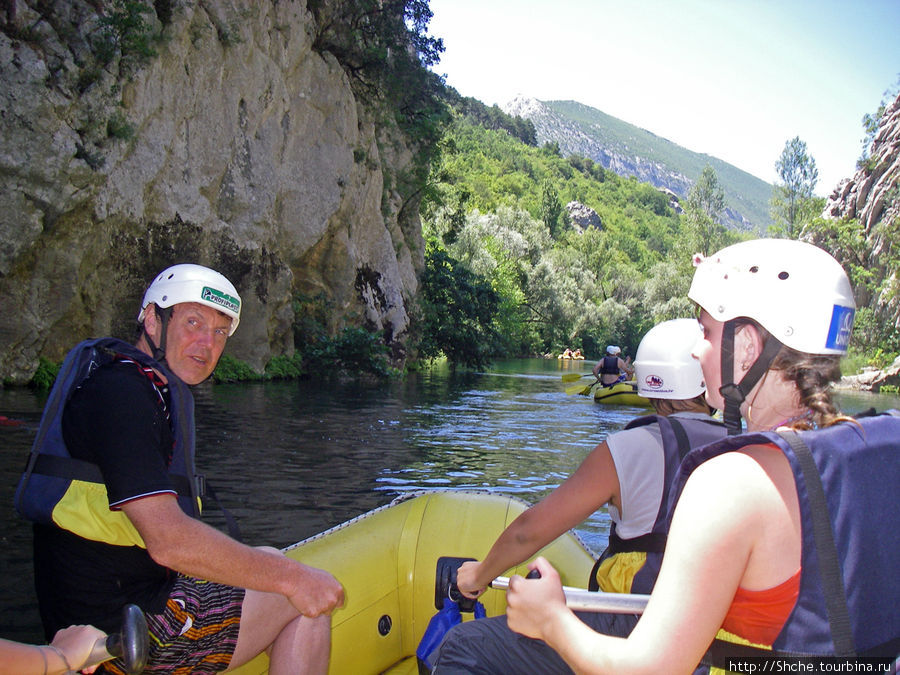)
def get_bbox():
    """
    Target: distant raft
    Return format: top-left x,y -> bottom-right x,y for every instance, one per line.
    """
593,381 -> 651,407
